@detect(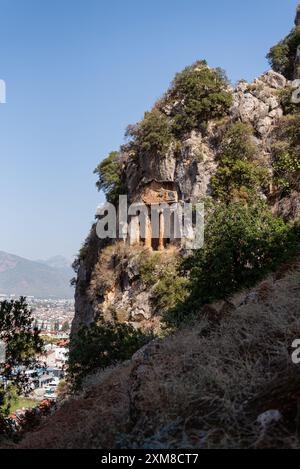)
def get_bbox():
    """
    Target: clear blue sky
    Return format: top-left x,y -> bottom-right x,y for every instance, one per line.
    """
0,0 -> 297,260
